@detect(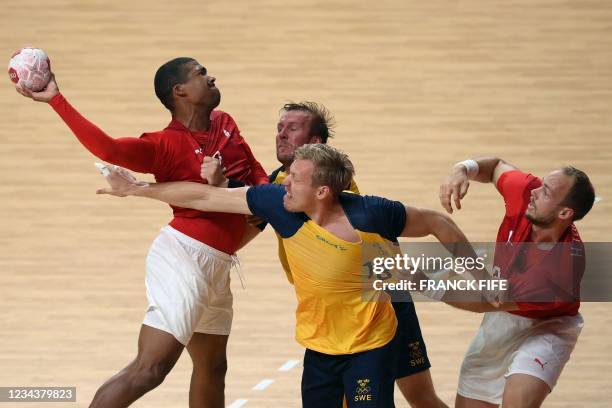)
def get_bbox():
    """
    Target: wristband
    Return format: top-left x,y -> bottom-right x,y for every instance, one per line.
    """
456,159 -> 479,179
